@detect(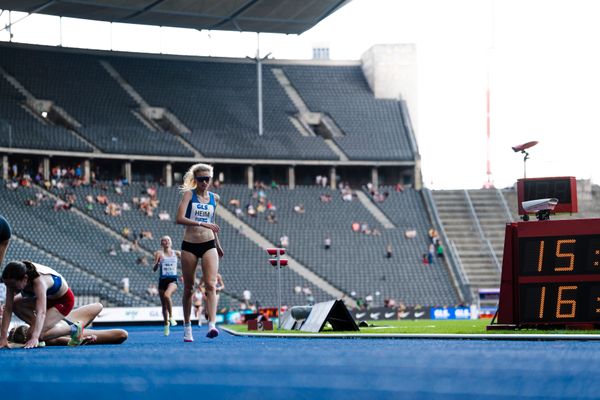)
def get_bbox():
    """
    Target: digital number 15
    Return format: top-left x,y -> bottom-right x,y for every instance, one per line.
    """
536,239 -> 576,272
